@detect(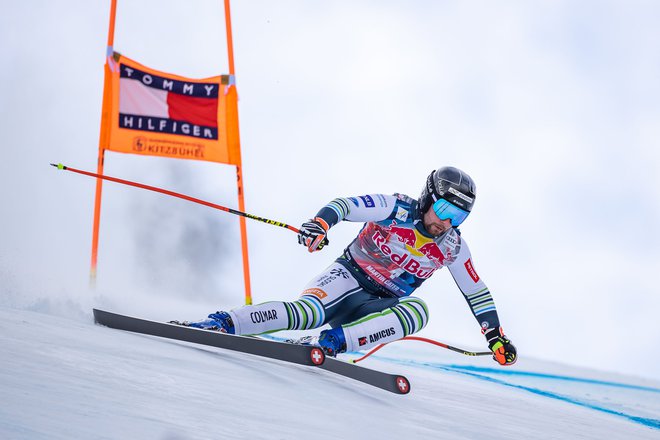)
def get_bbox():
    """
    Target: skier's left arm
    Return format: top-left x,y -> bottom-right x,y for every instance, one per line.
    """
447,238 -> 517,366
